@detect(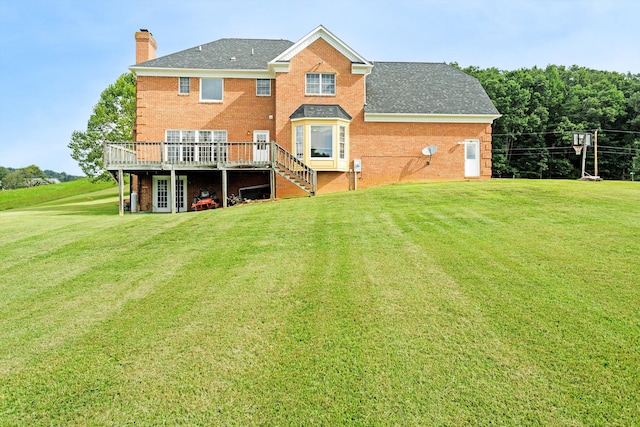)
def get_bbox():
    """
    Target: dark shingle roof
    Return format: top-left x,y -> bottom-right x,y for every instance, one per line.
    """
365,62 -> 500,115
290,104 -> 352,120
135,38 -> 294,70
